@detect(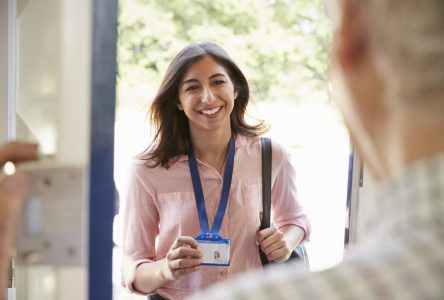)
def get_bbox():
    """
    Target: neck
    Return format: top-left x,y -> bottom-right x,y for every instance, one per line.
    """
190,129 -> 232,174
379,102 -> 444,181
